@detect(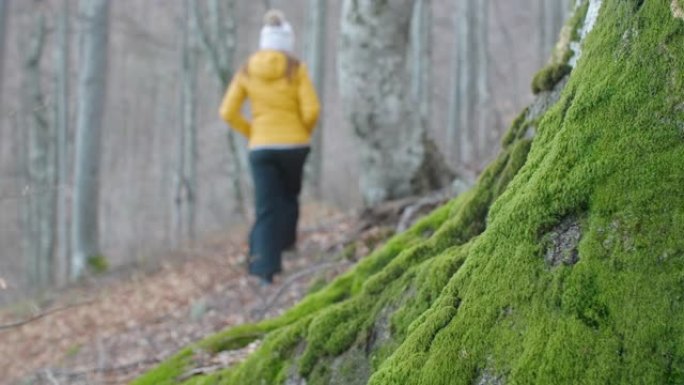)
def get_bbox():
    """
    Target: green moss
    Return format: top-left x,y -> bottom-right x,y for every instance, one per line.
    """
87,254 -> 109,274
501,108 -> 528,147
532,63 -> 573,94
569,1 -> 590,42
135,1 -> 684,384
534,1 -> 589,96
64,344 -> 82,358
131,348 -> 194,385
